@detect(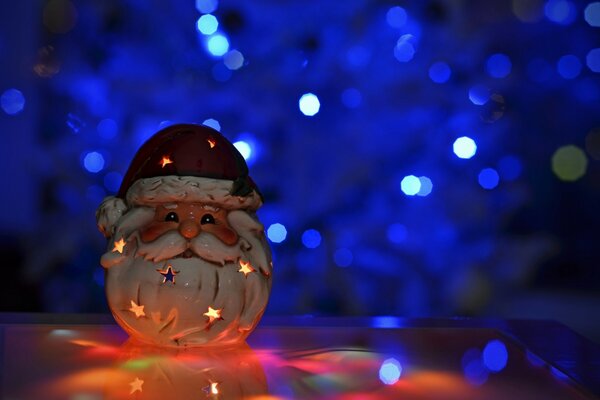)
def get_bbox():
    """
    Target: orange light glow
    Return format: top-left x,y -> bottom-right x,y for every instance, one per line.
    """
203,306 -> 223,324
129,300 -> 145,318
70,339 -> 103,347
238,260 -> 255,277
112,238 -> 126,254
160,156 -> 173,168
129,377 -> 144,394
207,138 -> 216,148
